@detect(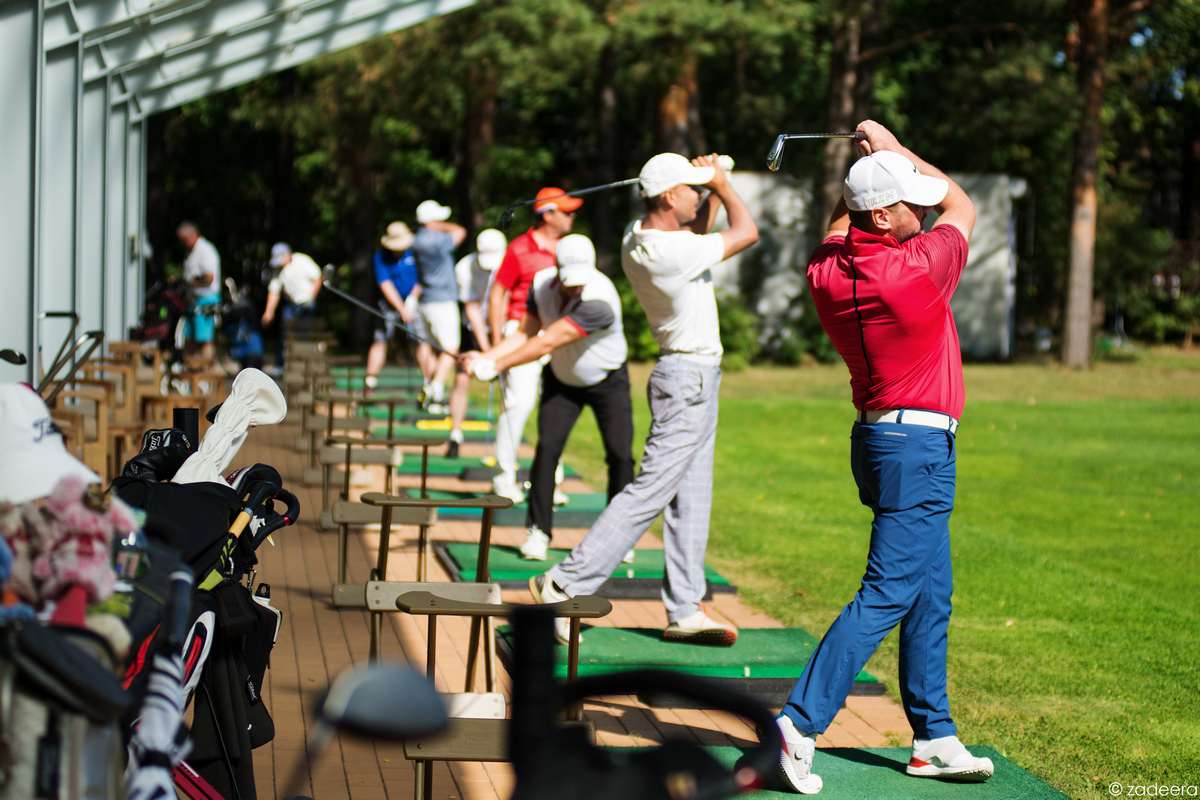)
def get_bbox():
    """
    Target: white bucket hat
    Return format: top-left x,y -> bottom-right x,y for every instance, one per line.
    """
0,383 -> 100,505
638,153 -> 715,198
416,200 -> 452,224
844,150 -> 948,211
475,228 -> 507,271
381,222 -> 414,251
555,235 -> 599,287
